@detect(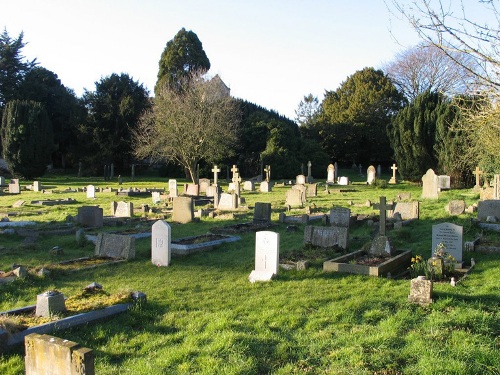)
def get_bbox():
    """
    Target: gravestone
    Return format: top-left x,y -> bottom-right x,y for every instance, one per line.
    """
329,207 -> 351,228
0,176 -> 5,186
438,175 -> 451,191
337,176 -> 349,186
286,188 -> 305,207
307,183 -> 317,197
228,182 -> 236,192
296,175 -> 306,185
9,179 -> 20,194
243,180 -> 255,191
253,202 -> 272,224
185,184 -> 200,197
151,191 -> 161,204
494,174 -> 500,200
389,201 -> 420,220
260,181 -> 272,193
248,231 -> 280,282
151,220 -> 171,267
172,197 -> 194,223
432,222 -> 463,265
95,233 -> 135,259
77,206 -> 103,228
199,178 -> 210,194
473,166 -> 483,189
326,164 -> 335,184
446,200 -> 466,215
86,185 -> 96,199
168,179 -> 178,197
25,333 -> 95,375
377,164 -> 382,177
306,161 -> 313,183
264,165 -> 271,182
36,291 -> 66,317
212,165 -> 220,186
217,193 -> 236,210
33,181 -> 42,192
408,277 -> 433,306
334,162 -> 338,181
304,226 -> 348,249
370,196 -> 395,256
111,201 -> 133,217
477,200 -> 500,221
421,169 -> 439,199
206,185 -> 220,198
367,165 -> 376,185
389,164 -> 398,184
